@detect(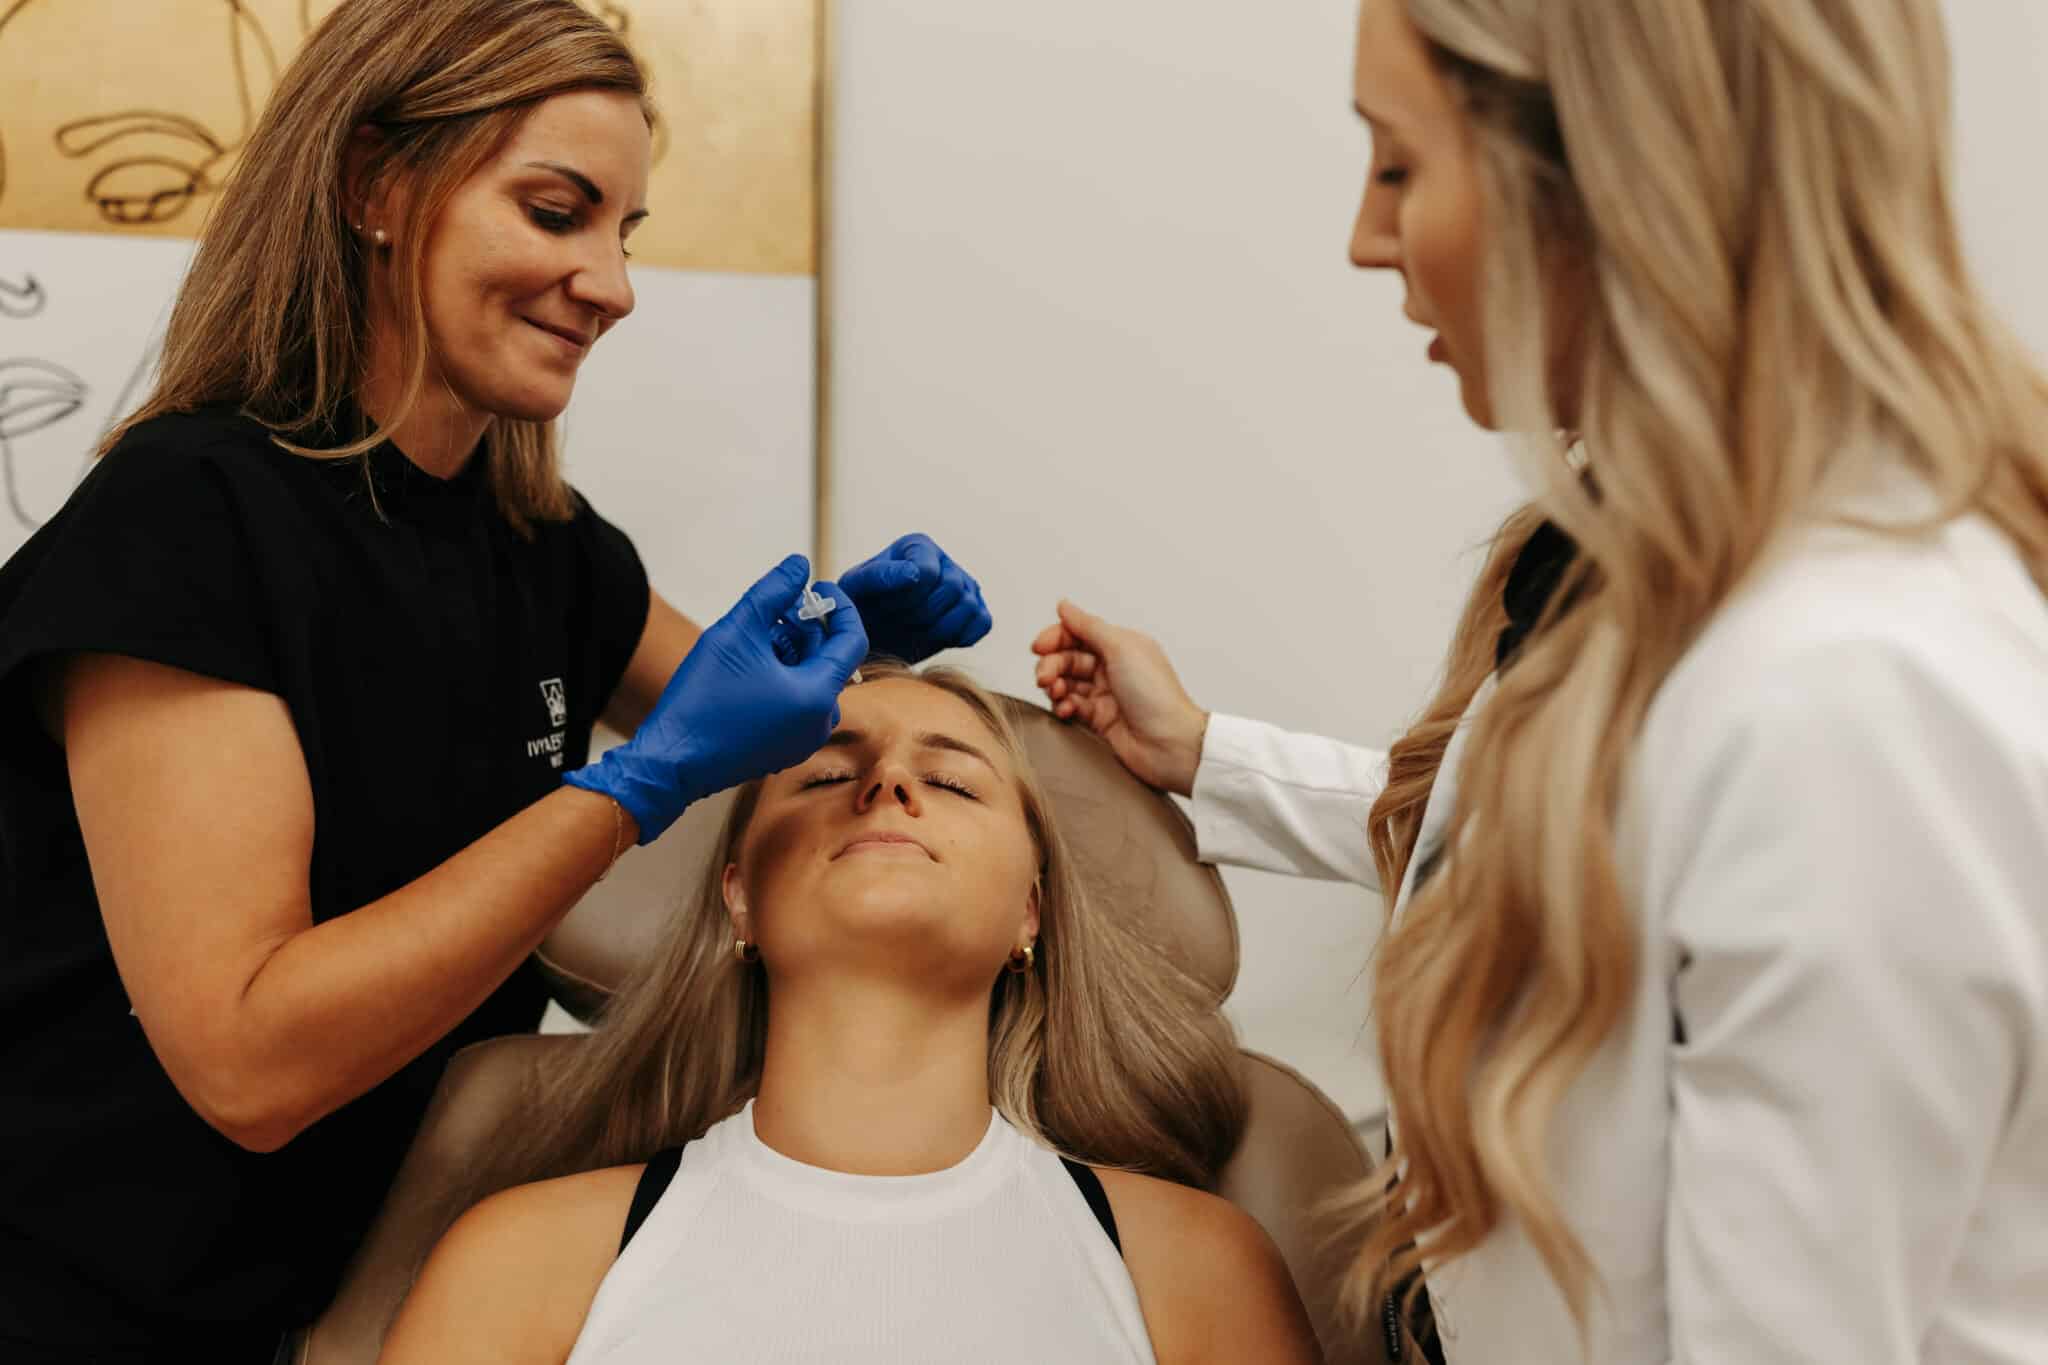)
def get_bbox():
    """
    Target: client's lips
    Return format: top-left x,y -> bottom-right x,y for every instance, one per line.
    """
835,831 -> 933,860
